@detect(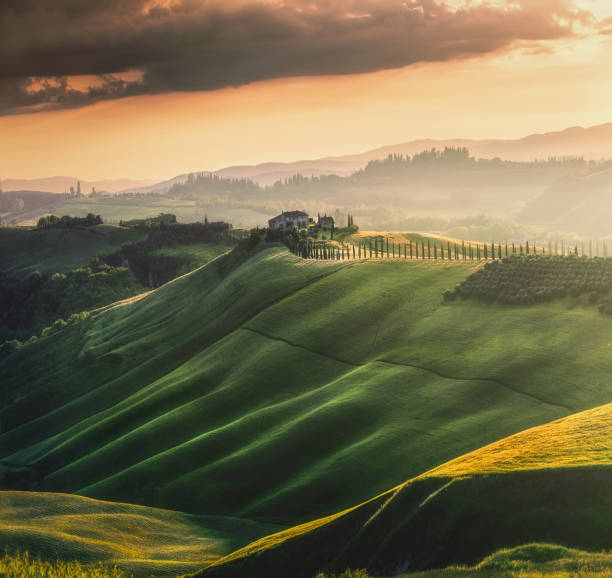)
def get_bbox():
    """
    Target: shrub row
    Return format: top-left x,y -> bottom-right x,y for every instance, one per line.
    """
445,255 -> 612,306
